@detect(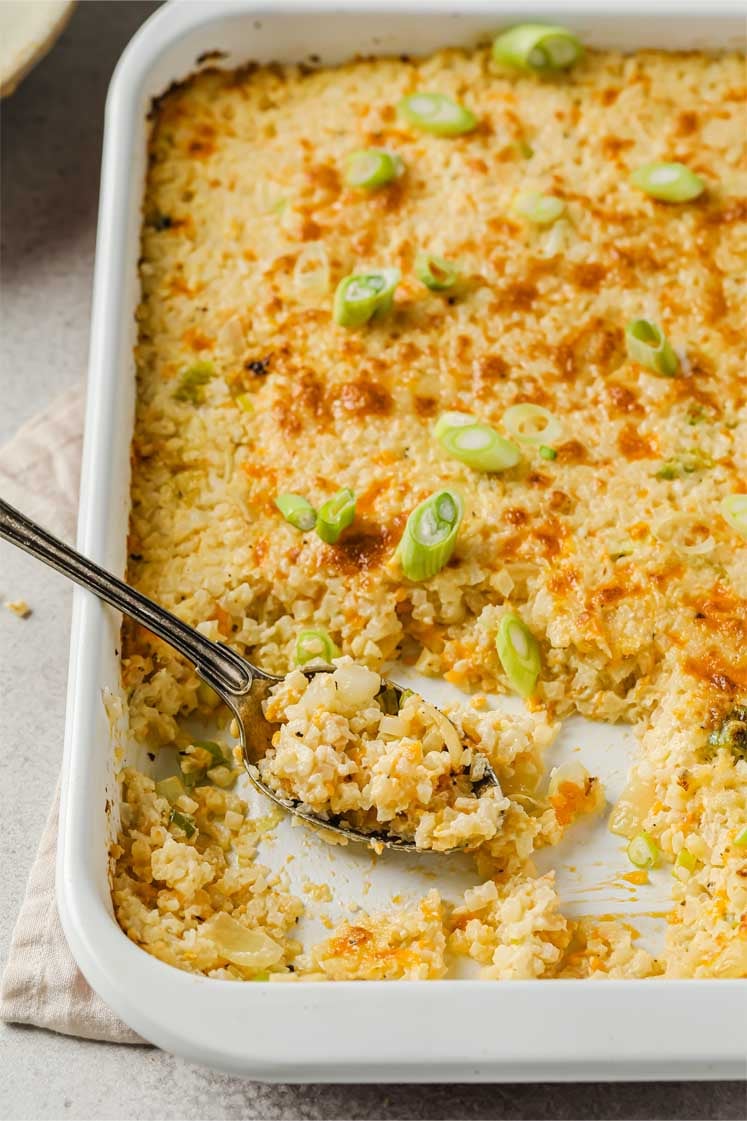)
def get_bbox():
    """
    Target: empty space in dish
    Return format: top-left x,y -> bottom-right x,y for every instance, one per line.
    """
125,666 -> 670,962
